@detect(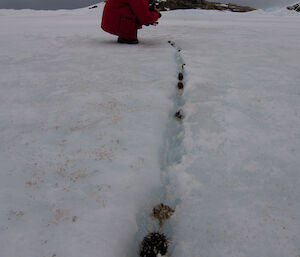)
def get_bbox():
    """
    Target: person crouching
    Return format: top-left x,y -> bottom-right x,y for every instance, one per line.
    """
101,0 -> 161,44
